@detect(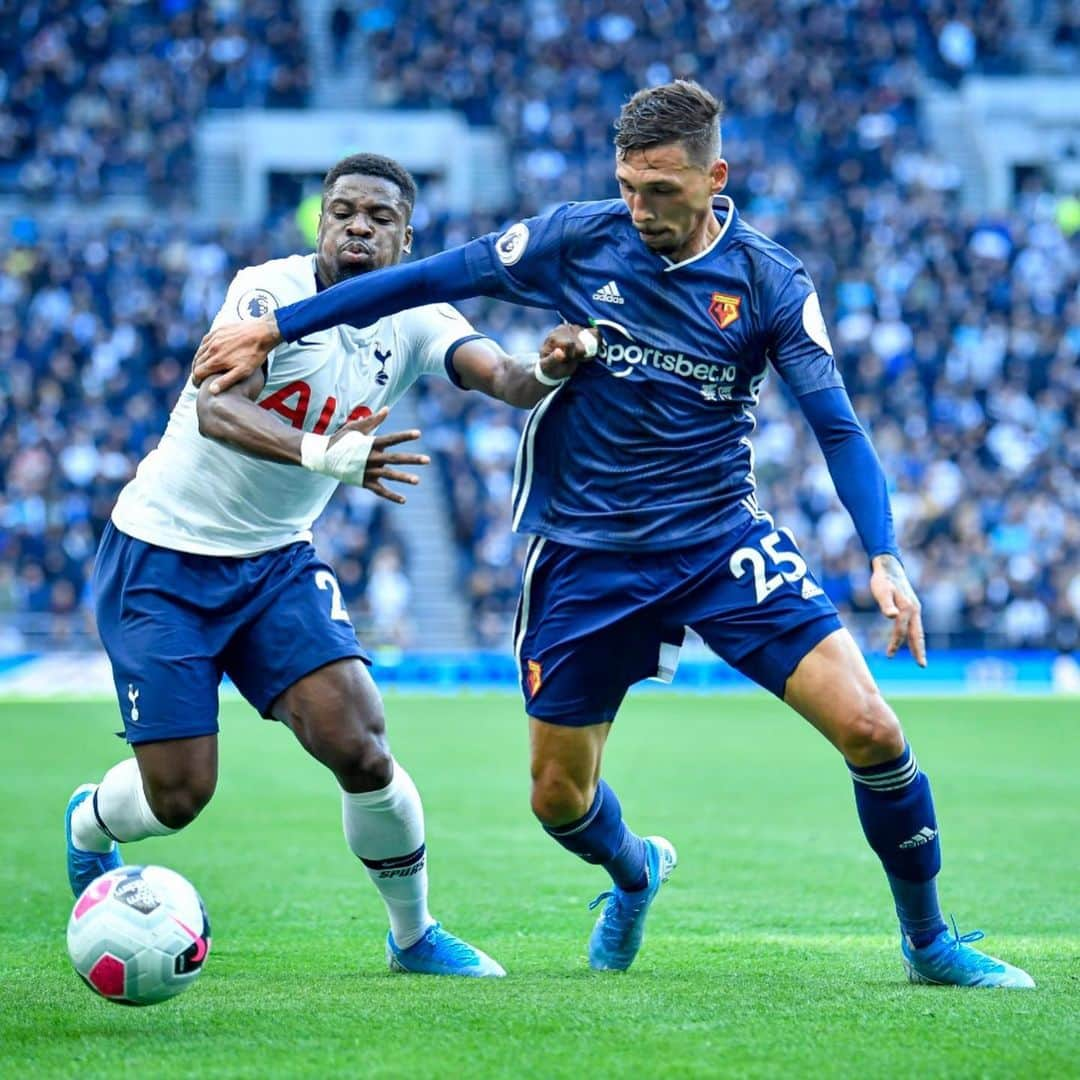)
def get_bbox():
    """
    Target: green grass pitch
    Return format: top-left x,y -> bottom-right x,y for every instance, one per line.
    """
1,692 -> 1076,1078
